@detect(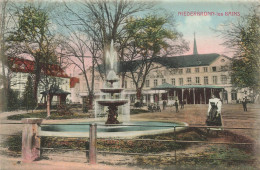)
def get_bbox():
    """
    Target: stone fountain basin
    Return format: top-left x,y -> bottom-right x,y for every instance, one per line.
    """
97,99 -> 128,106
100,88 -> 124,93
39,121 -> 188,138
